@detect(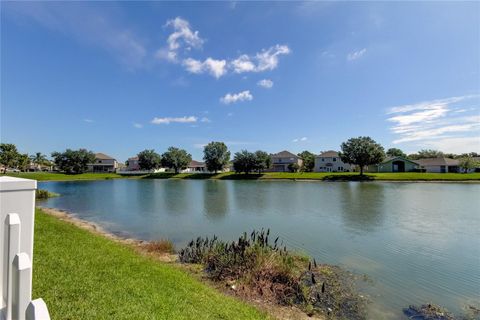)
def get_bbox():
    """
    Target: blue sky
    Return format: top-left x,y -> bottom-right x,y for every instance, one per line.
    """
1,1 -> 479,162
